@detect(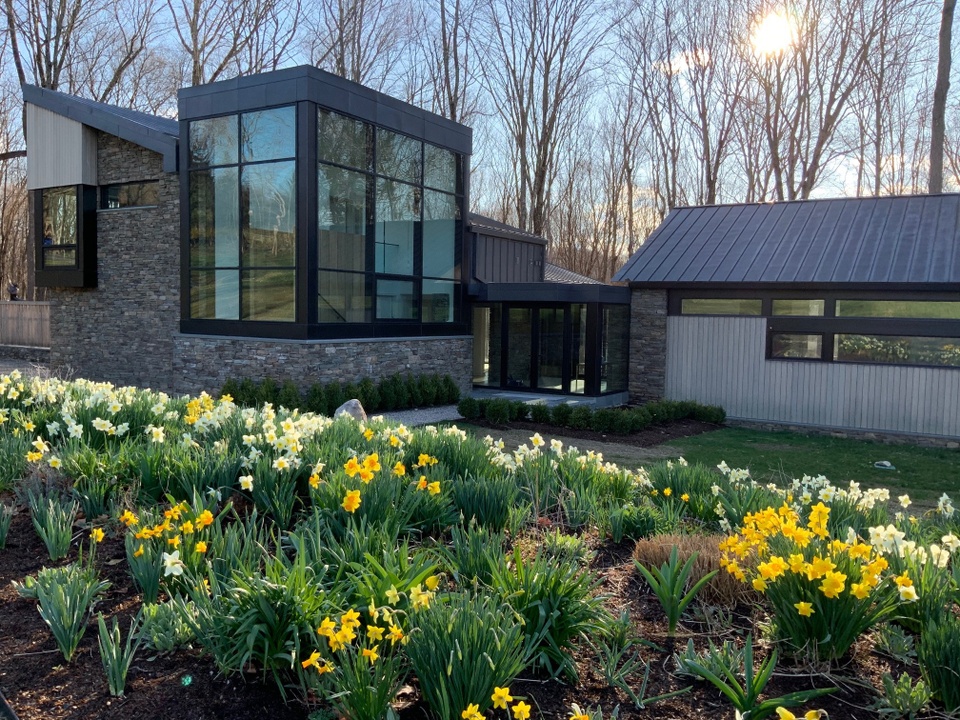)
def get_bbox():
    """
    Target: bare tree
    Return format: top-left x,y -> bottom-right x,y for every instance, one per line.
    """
414,0 -> 480,126
306,0 -> 413,92
930,0 -> 956,193
479,0 -> 609,237
166,0 -> 300,86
